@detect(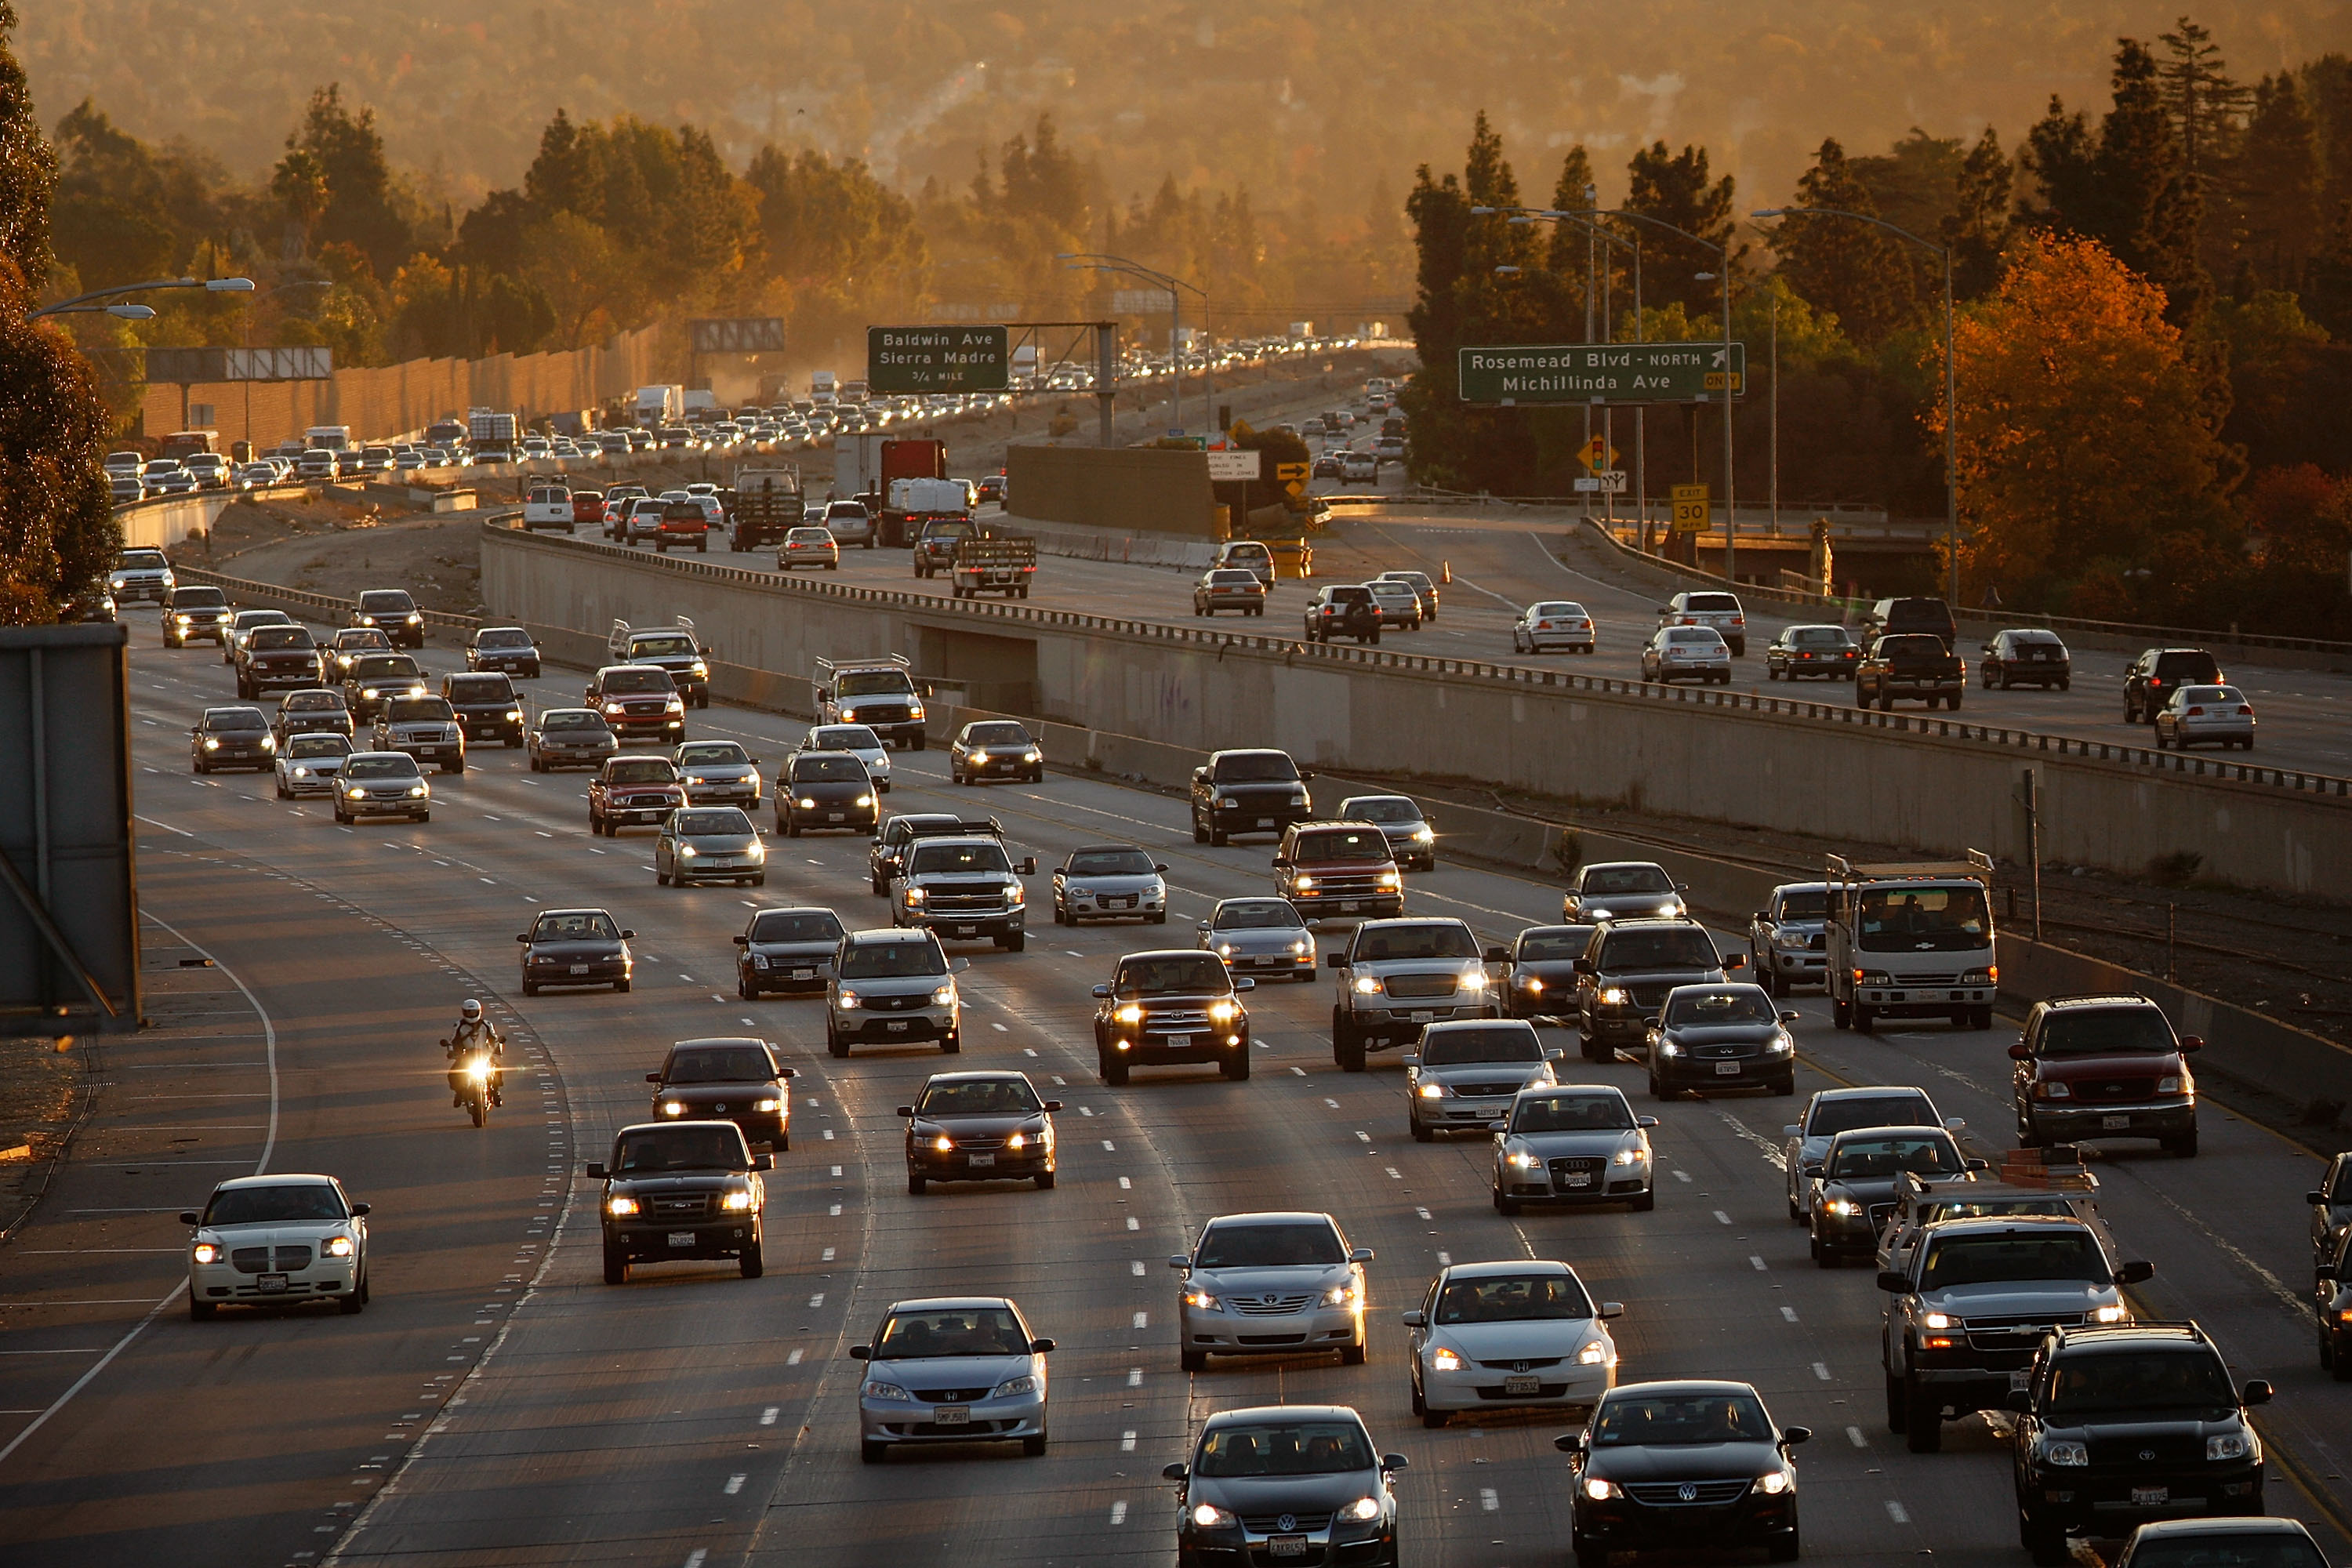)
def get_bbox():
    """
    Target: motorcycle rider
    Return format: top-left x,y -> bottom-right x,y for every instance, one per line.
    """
445,999 -> 505,1109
